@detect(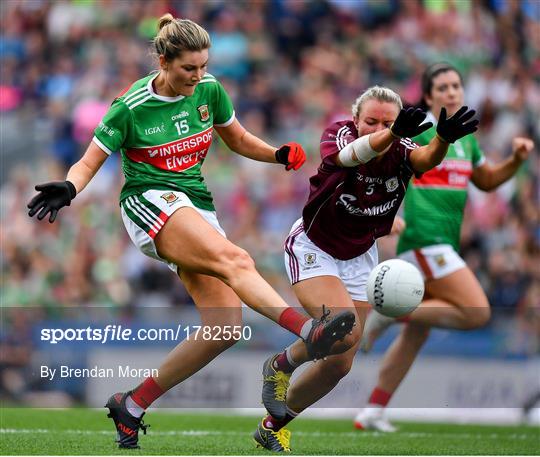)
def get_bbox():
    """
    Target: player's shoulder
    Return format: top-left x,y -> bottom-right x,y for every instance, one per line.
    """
325,119 -> 356,133
198,72 -> 219,85
195,73 -> 221,93
321,119 -> 357,142
192,73 -> 226,102
115,74 -> 153,102
111,74 -> 155,112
